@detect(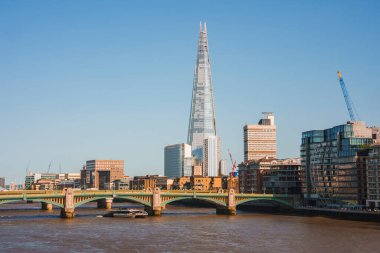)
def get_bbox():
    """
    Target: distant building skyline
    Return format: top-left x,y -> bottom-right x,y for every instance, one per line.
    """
187,22 -> 217,159
1,1 -> 380,183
